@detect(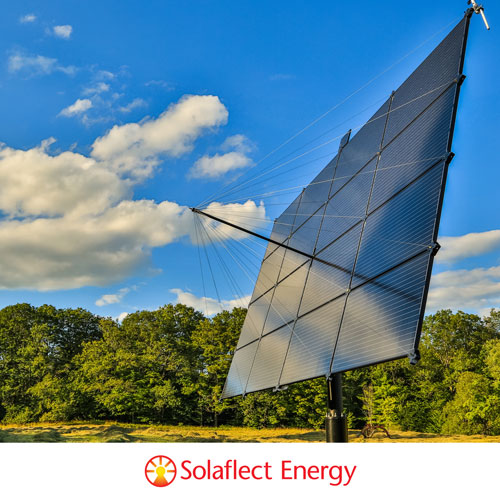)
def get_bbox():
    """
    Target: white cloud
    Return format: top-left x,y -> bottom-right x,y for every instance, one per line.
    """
0,139 -> 127,218
8,52 -> 76,77
82,82 -> 110,96
0,95 -> 266,291
59,98 -> 93,117
53,25 -> 73,39
20,14 -> 36,23
190,152 -> 252,179
437,229 -> 500,263
170,289 -> 250,316
200,200 -> 268,242
96,287 -> 131,306
118,98 -> 147,113
189,134 -> 254,179
427,266 -> 500,315
94,70 -> 115,80
92,94 -> 228,179
220,134 -> 253,153
116,312 -> 130,322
